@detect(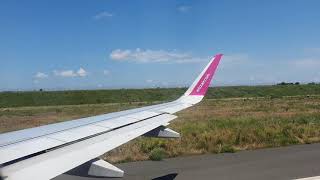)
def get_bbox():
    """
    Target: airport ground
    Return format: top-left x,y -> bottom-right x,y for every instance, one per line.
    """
1,85 -> 320,164
55,143 -> 320,180
1,84 -> 320,179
